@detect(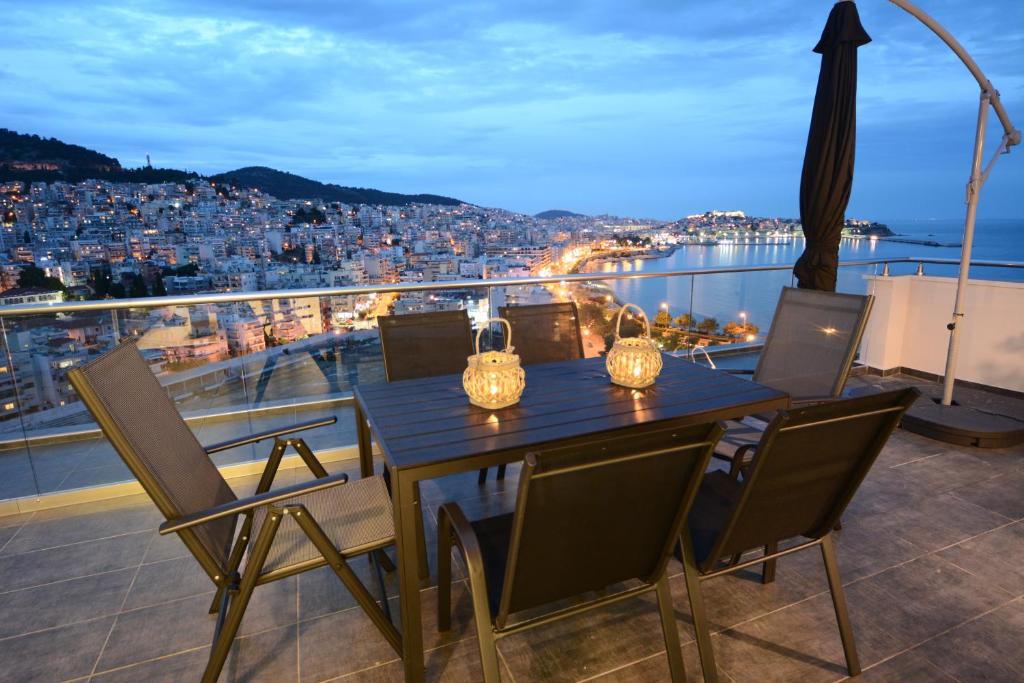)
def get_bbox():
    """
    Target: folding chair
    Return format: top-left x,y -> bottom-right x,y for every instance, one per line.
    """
68,341 -> 401,683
